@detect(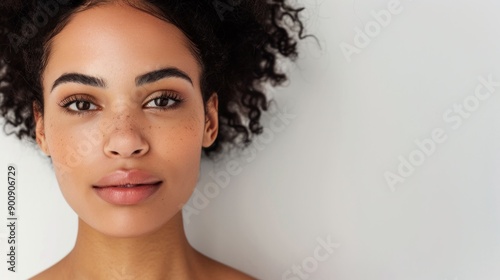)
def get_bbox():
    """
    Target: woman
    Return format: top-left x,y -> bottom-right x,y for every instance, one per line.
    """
0,0 -> 308,278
